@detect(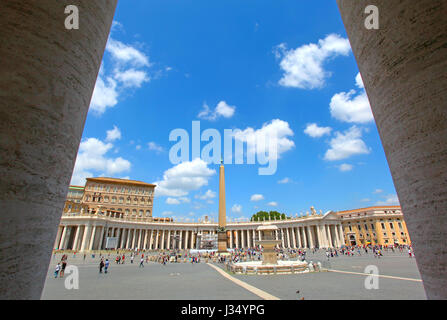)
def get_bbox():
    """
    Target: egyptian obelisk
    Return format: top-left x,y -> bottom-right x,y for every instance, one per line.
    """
217,159 -> 228,252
